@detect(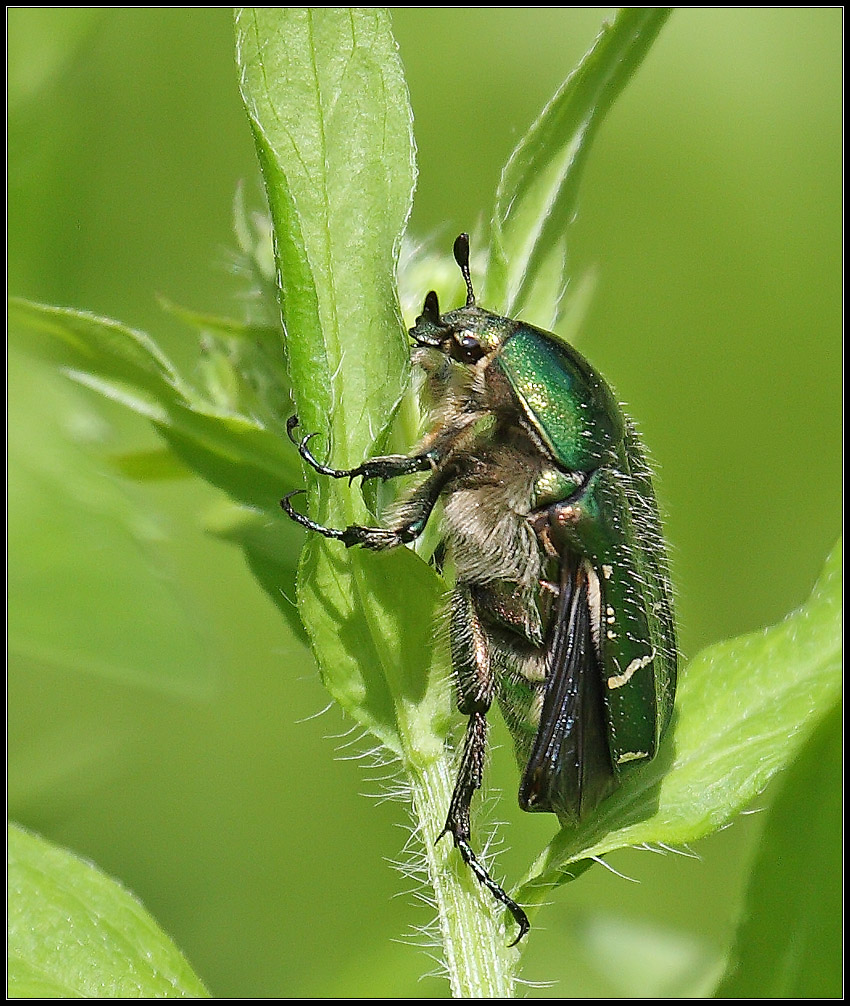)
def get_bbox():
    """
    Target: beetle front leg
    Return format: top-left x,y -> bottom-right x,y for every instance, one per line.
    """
281,459 -> 459,551
281,491 -> 424,549
287,416 -> 438,483
440,586 -> 531,944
